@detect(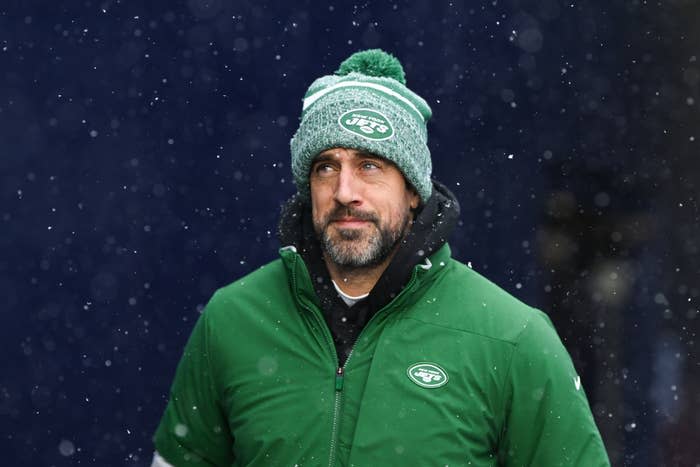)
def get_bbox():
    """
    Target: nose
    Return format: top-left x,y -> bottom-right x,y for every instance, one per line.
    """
334,166 -> 362,207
